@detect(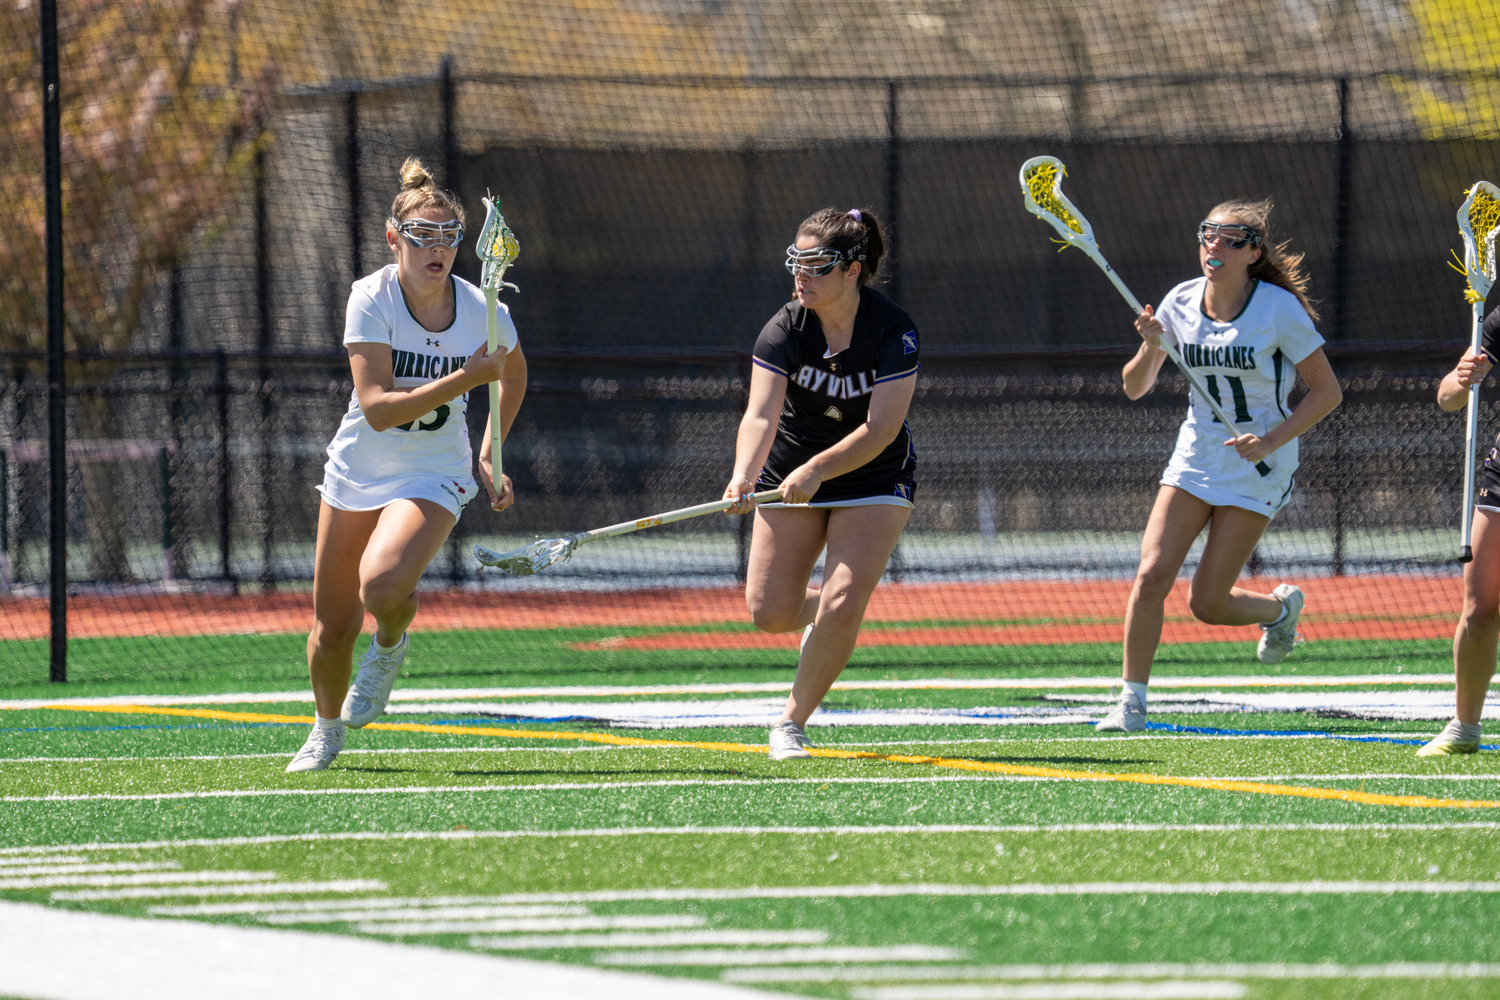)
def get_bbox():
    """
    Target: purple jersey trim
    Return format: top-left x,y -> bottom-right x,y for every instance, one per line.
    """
874,364 -> 919,384
752,357 -> 789,377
